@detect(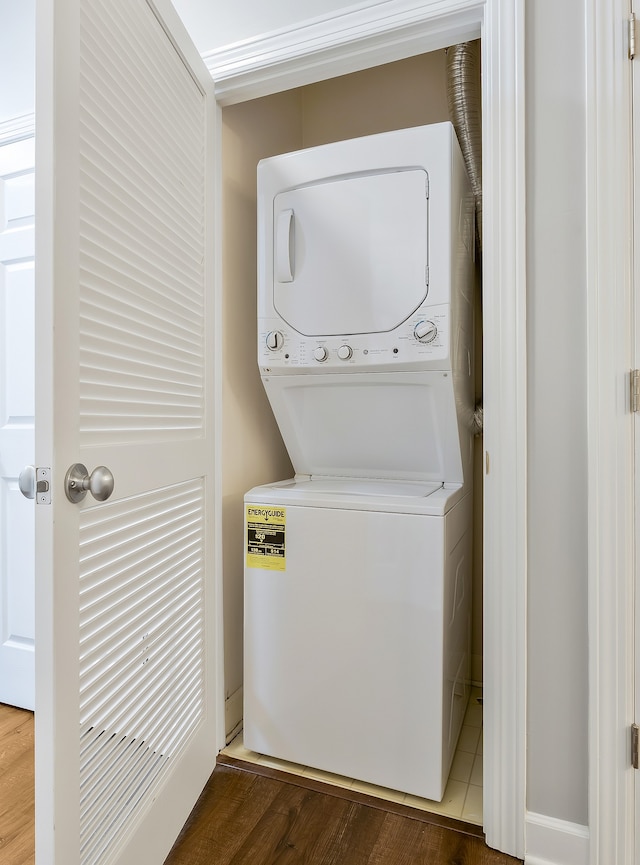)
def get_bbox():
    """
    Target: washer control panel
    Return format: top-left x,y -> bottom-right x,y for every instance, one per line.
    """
259,304 -> 450,371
